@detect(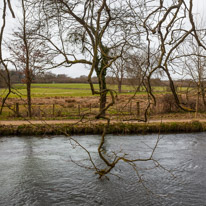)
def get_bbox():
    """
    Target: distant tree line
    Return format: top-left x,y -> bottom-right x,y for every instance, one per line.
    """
0,68 -> 199,90
0,69 -> 167,87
